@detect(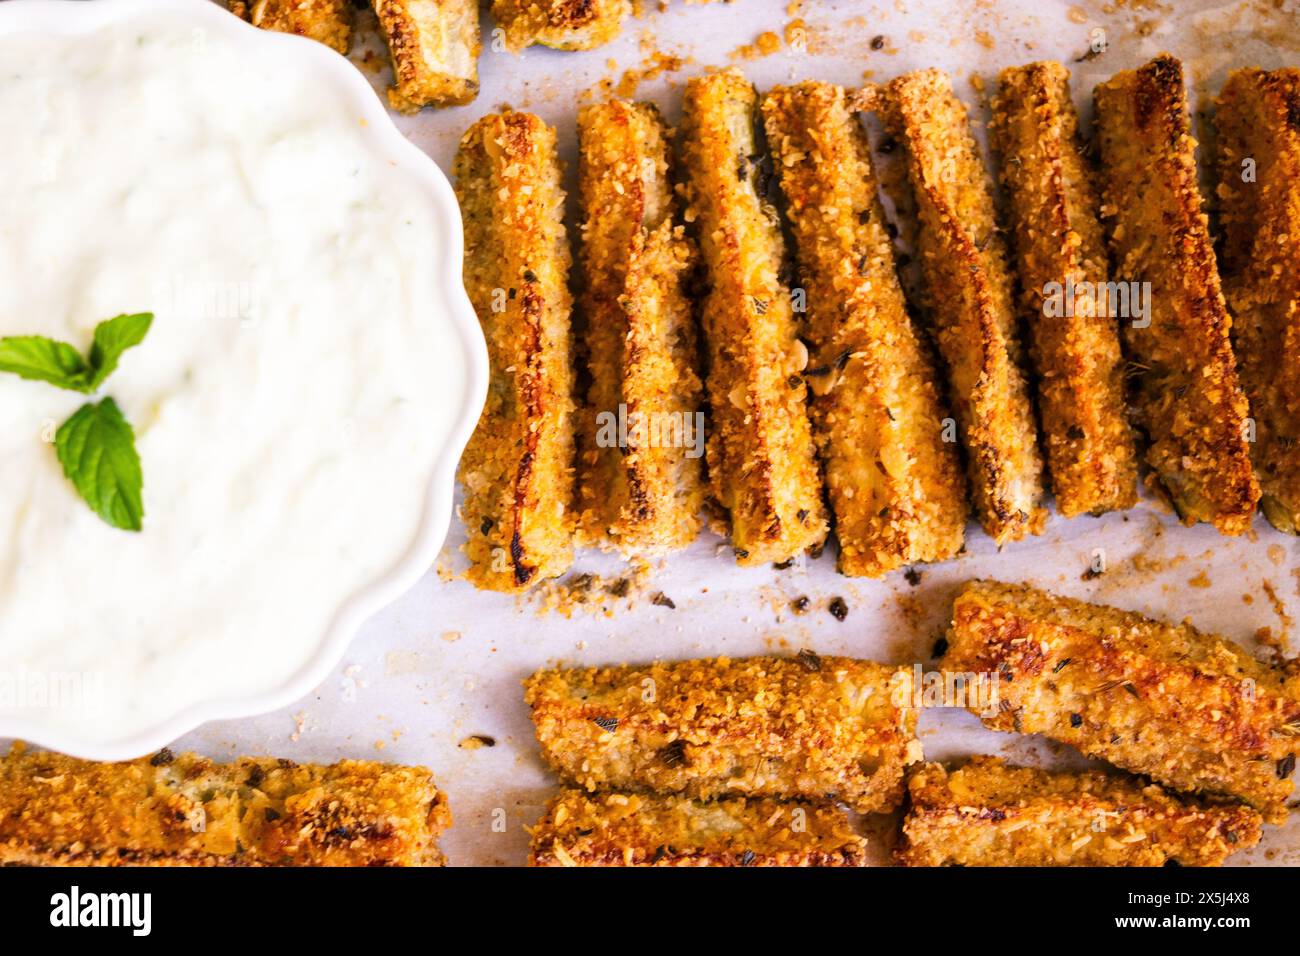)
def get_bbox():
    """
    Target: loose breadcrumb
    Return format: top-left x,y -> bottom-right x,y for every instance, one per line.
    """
0,744 -> 450,866
524,654 -> 919,813
991,62 -> 1138,517
761,80 -> 967,576
455,112 -> 576,591
530,789 -> 869,866
943,579 -> 1300,823
898,756 -> 1262,867
1094,54 -> 1259,534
